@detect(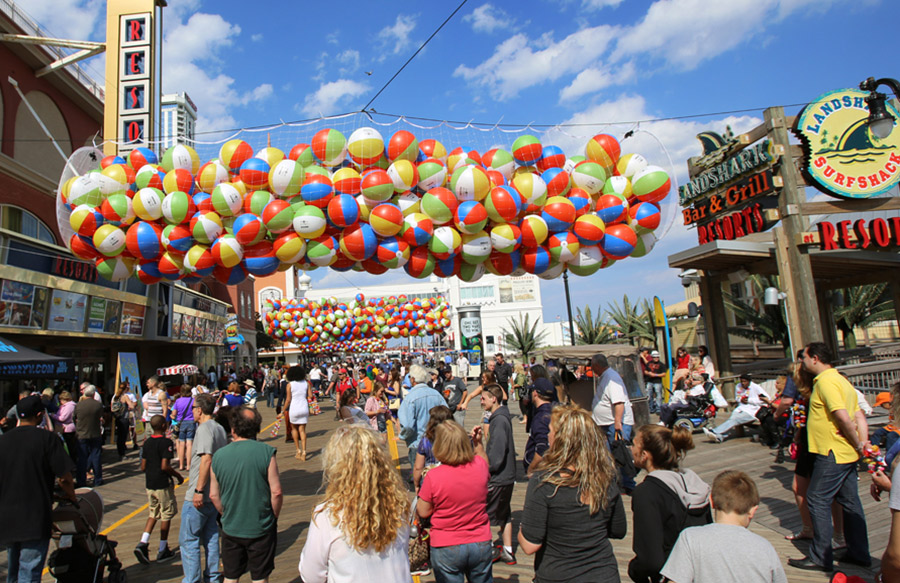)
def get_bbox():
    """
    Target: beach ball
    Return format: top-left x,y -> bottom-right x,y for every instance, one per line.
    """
236,158 -> 268,191
157,251 -> 186,279
459,262 -> 486,282
490,223 -> 521,253
300,174 -> 334,208
485,186 -> 523,224
375,236 -> 410,269
70,234 -> 99,260
211,234 -> 244,268
421,187 -> 458,225
243,241 -> 280,276
485,169 -> 506,187
616,153 -> 649,179
132,164 -> 163,191
326,194 -> 360,229
548,231 -> 580,263
232,213 -> 266,246
482,148 -> 515,180
92,224 -> 126,257
288,143 -> 315,166
101,155 -> 127,169
213,264 -> 248,285
244,190 -> 274,216
522,245 -> 552,275
369,203 -> 404,237
487,249 -> 520,276
273,232 -> 307,263
603,175 -> 633,200
159,191 -> 196,225
70,204 -> 104,236
585,133 -> 621,175
219,140 -> 253,172
210,183 -> 243,217
538,262 -> 565,280
387,130 -> 419,162
419,138 -> 447,164
161,144 -> 200,174
311,128 -> 347,167
568,188 -> 593,217
268,159 -> 305,198
429,226 -> 462,260
542,196 -> 577,232
520,215 -> 549,248
262,199 -> 294,234
195,191 -> 217,215
68,173 -> 104,207
190,211 -> 224,245
306,235 -> 338,266
461,231 -> 492,264
511,172 -> 547,211
161,224 -> 192,254
133,187 -> 164,221
434,255 -> 460,278
162,168 -> 195,196
567,245 -> 604,275
595,193 -> 629,225
629,201 -> 661,233
293,205 -> 328,239
347,127 -> 384,166
332,167 -> 361,196
360,168 -> 395,205
254,147 -> 285,168
339,223 -> 377,261
454,201 -> 488,235
538,145 -> 566,172
401,213 -> 433,246
573,214 -> 606,245
404,247 -> 435,279
95,256 -> 135,282
128,147 -> 158,171
601,223 -> 638,259
631,232 -> 657,258
451,165 -> 491,202
417,158 -> 447,191
512,135 -> 542,166
196,160 -> 230,193
392,192 -> 420,217
135,261 -> 162,284
125,221 -> 163,260
184,244 -> 215,276
542,167 -> 572,198
446,147 -> 472,173
571,161 -> 607,195
387,159 -> 418,193
98,164 -> 133,195
632,166 -> 671,204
